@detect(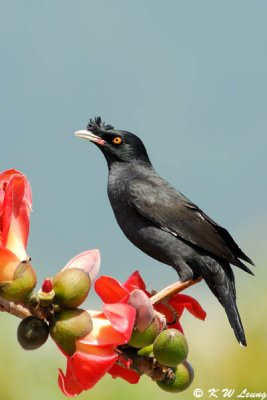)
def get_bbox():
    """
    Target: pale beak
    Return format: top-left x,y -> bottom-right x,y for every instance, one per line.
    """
74,130 -> 105,146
